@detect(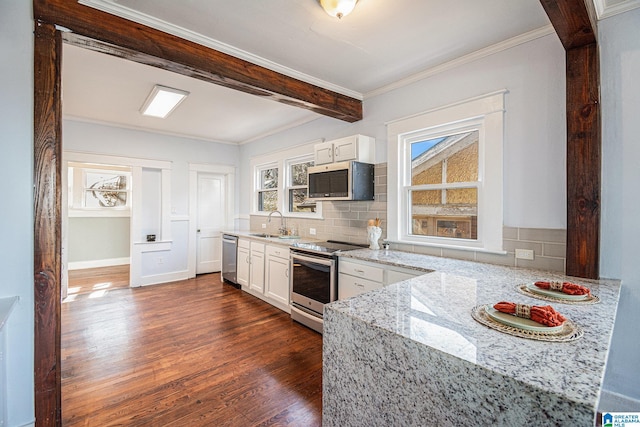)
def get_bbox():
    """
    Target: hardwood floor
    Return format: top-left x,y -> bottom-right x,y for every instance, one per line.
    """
66,265 -> 130,298
62,271 -> 323,426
